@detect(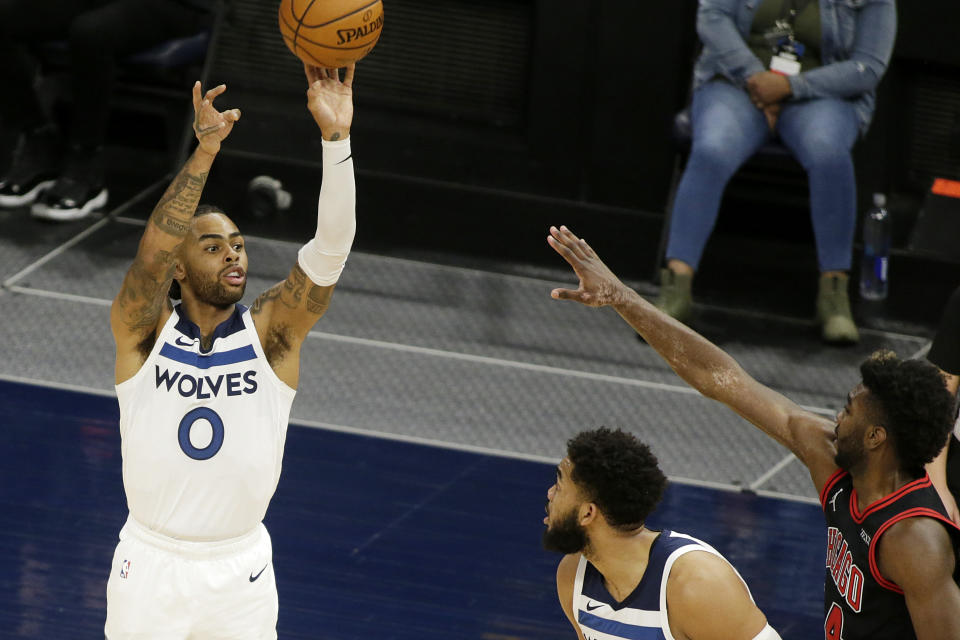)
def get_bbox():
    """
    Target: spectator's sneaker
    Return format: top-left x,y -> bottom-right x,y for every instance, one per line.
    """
31,177 -> 108,222
0,126 -> 61,208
